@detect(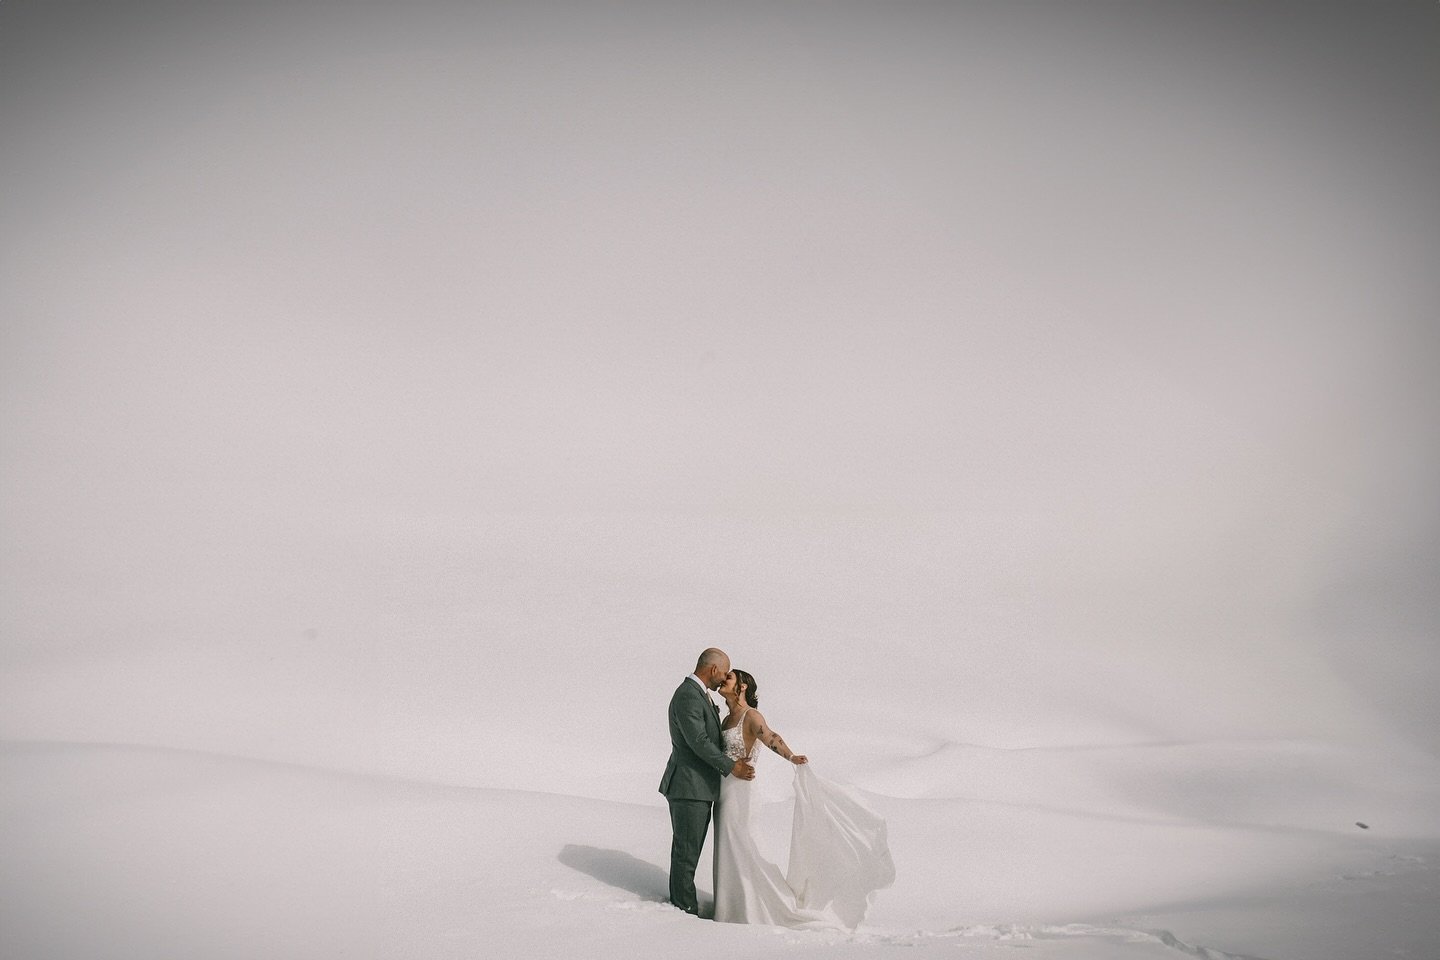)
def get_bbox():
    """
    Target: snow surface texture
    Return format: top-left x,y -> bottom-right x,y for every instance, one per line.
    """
3,1 -> 1439,958
2,740 -> 1436,960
